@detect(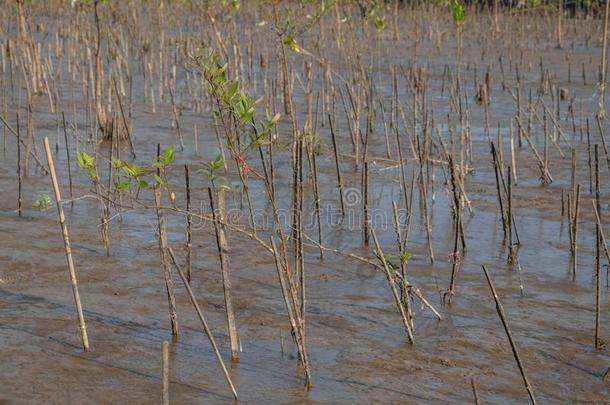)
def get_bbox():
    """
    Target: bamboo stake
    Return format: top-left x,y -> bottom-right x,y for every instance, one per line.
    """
43,137 -> 89,352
